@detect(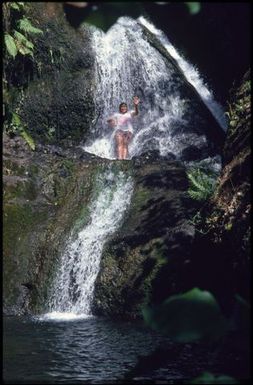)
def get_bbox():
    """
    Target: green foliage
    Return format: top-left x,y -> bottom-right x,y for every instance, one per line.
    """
11,112 -> 22,131
18,17 -> 43,35
78,2 -> 201,32
9,2 -> 25,11
187,168 -> 217,202
20,129 -> 36,151
189,210 -> 210,234
4,3 -> 43,59
142,288 -> 228,342
225,77 -> 251,134
154,2 -> 201,15
13,30 -> 34,57
10,112 -> 35,151
225,222 -> 233,231
190,372 -> 237,384
4,33 -> 18,58
185,2 -> 201,15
